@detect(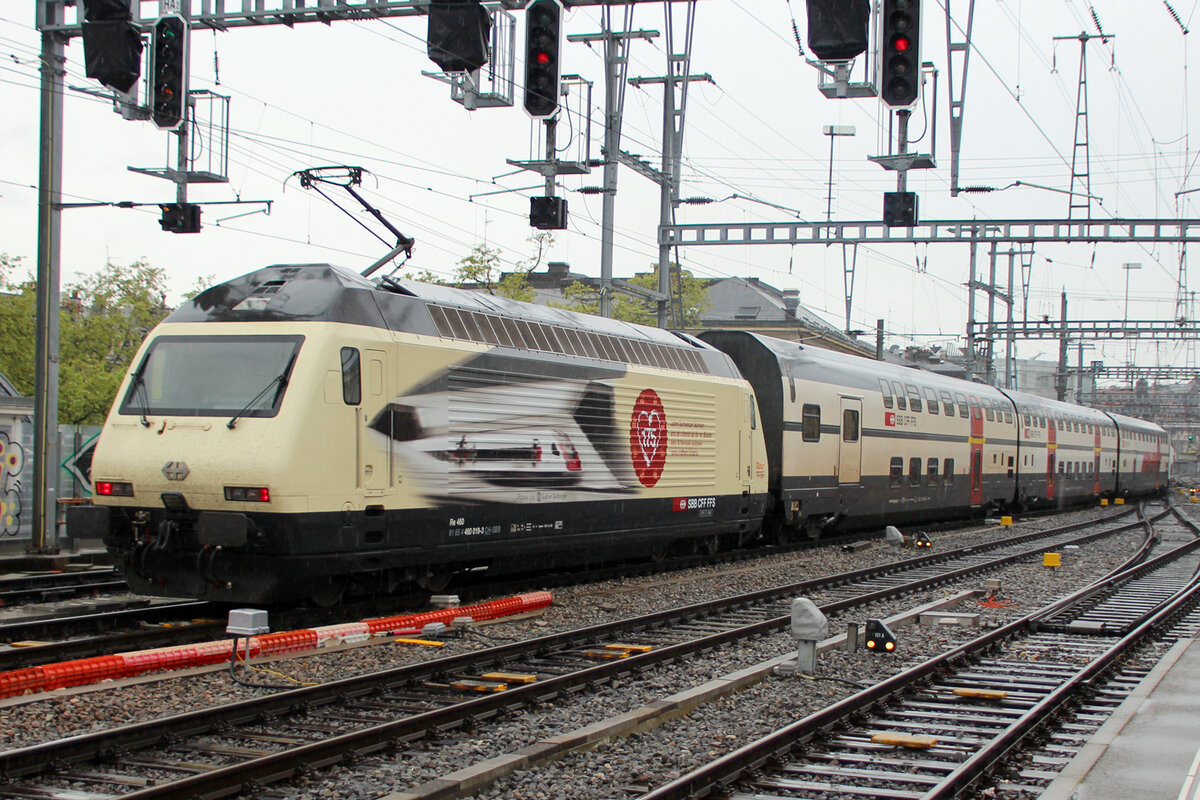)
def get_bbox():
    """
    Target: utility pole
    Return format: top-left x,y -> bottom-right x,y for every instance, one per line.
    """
1054,31 -> 1114,220
628,2 -> 708,327
1057,291 -> 1069,401
569,12 -> 656,318
32,0 -> 66,552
